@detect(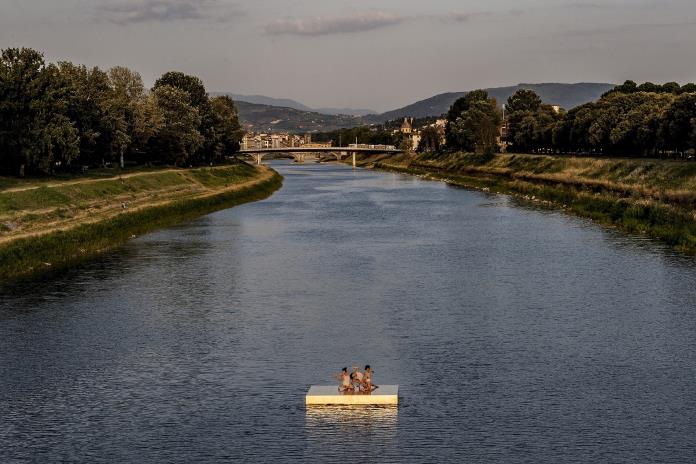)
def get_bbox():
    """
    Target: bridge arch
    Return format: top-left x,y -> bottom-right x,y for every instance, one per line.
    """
241,146 -> 402,166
